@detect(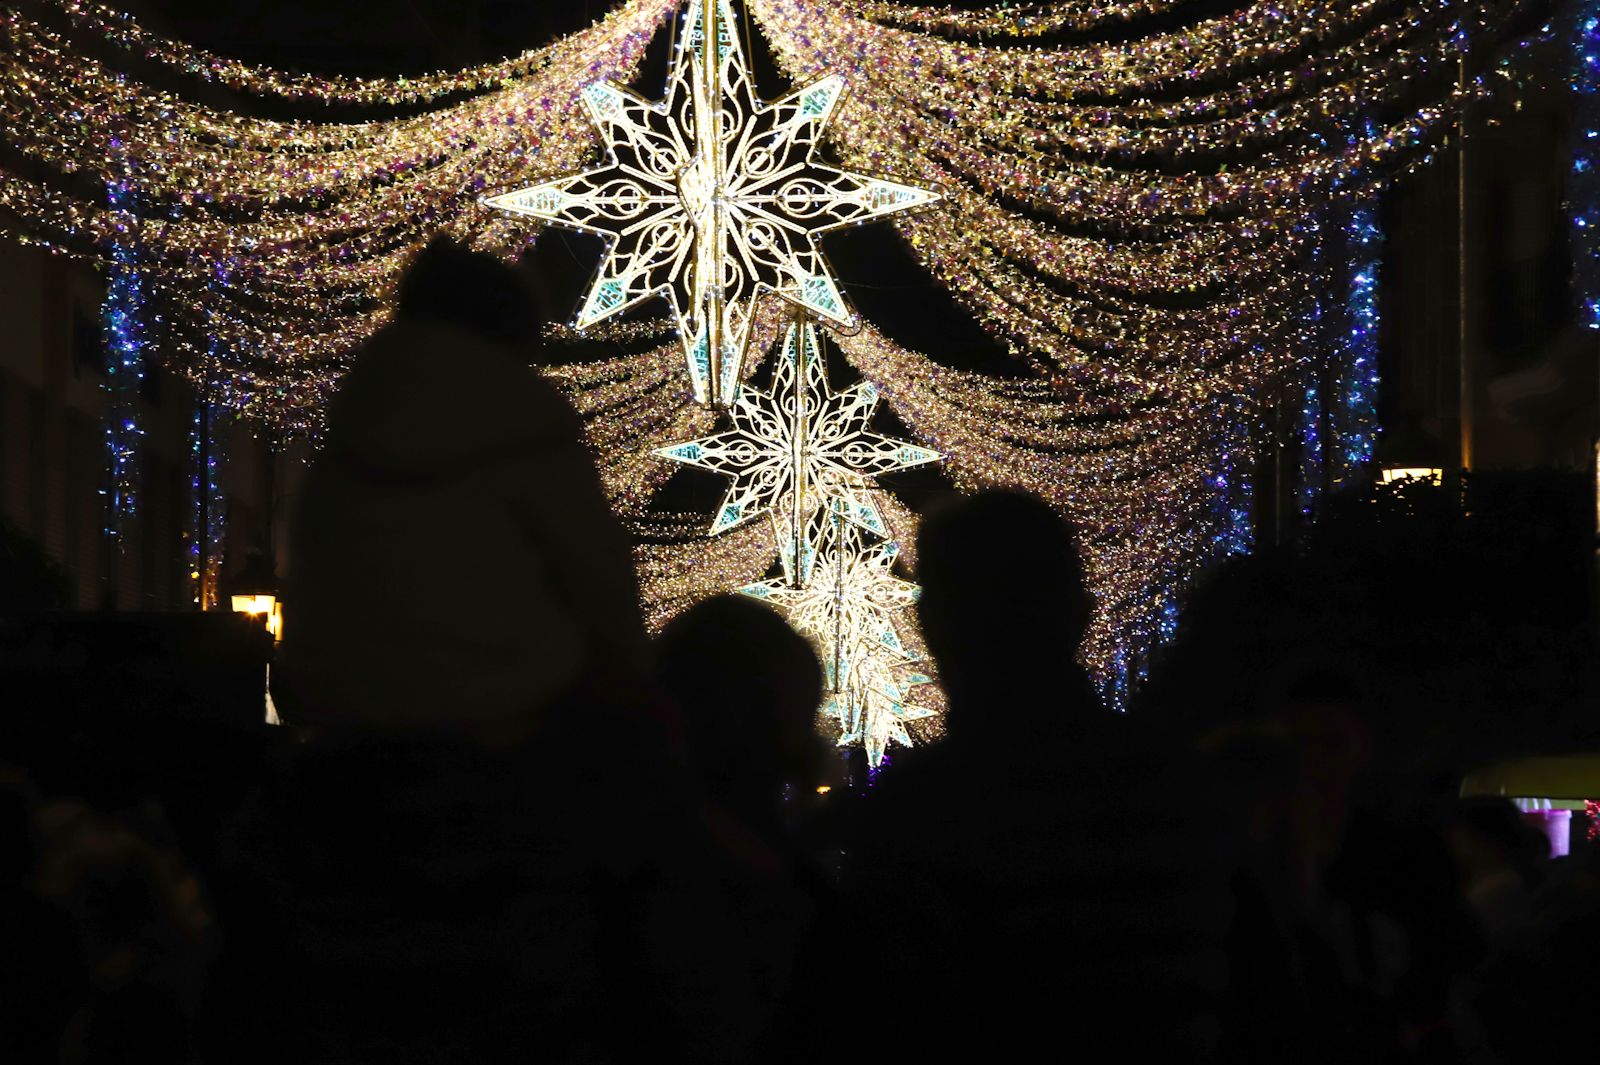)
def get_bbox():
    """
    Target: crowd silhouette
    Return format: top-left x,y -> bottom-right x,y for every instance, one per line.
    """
3,240 -> 1598,1063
